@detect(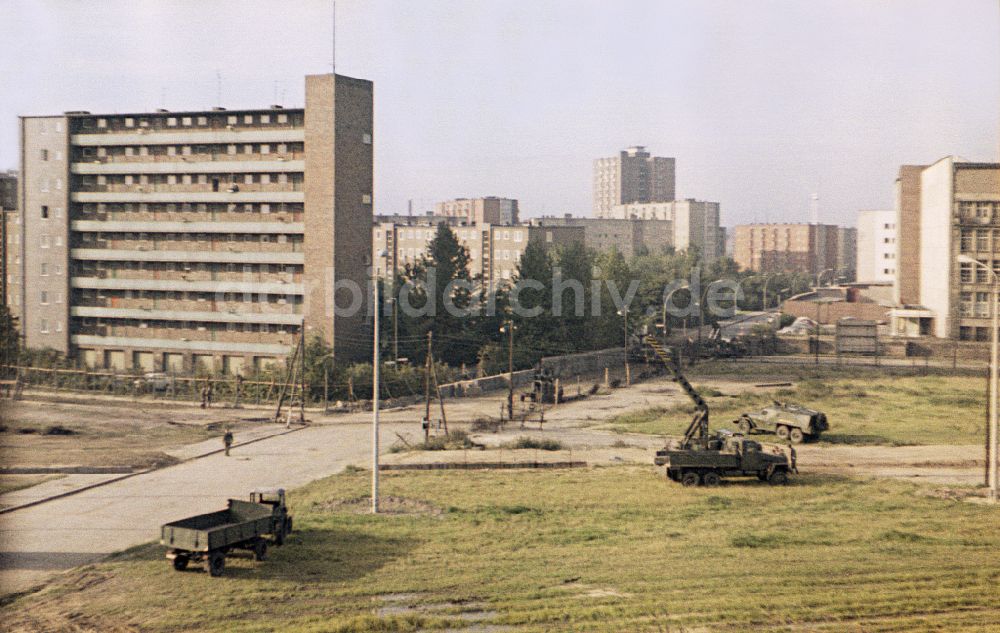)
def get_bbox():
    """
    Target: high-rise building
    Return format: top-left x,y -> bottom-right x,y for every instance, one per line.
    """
732,223 -> 847,279
893,165 -> 925,307
533,216 -> 674,259
856,210 -> 896,283
11,73 -> 373,372
593,146 -> 675,217
1,170 -> 18,311
434,197 -> 518,225
607,200 -> 723,261
836,227 -> 858,282
891,156 -> 1000,340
